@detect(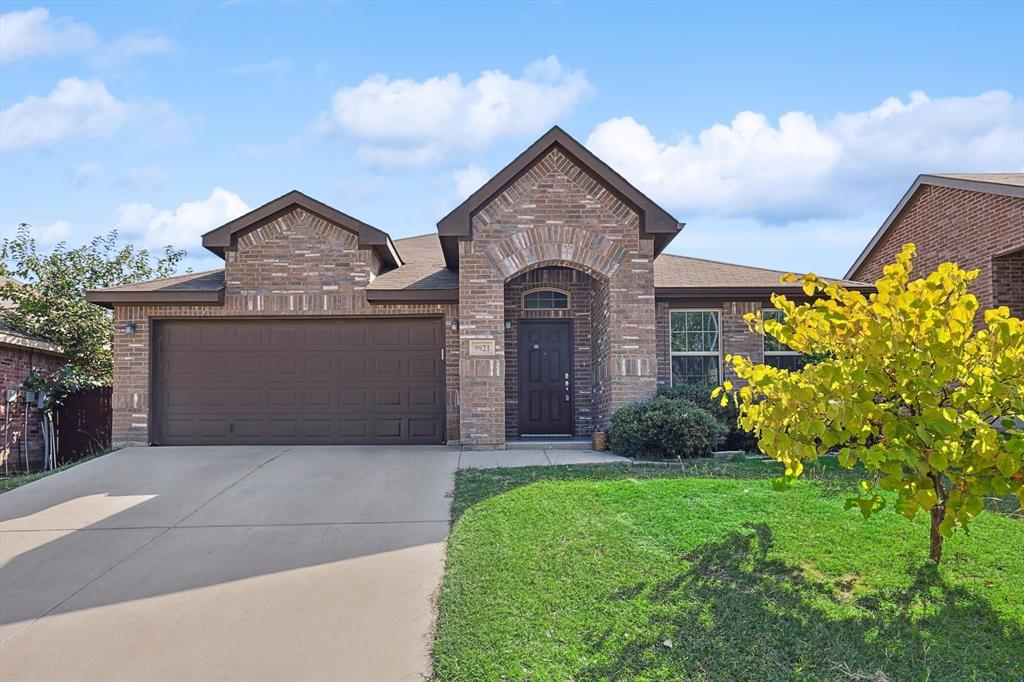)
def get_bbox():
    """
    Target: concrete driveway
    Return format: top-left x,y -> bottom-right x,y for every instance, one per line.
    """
0,445 -> 460,682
